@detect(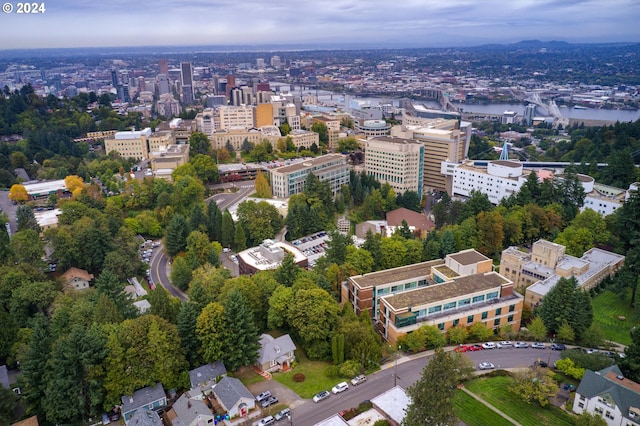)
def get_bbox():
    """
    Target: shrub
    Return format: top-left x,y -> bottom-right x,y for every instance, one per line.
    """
373,421 -> 390,426
293,373 -> 305,382
324,365 -> 340,378
339,360 -> 360,378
